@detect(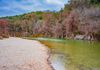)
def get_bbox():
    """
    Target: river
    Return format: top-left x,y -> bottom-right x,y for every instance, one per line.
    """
34,38 -> 100,70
